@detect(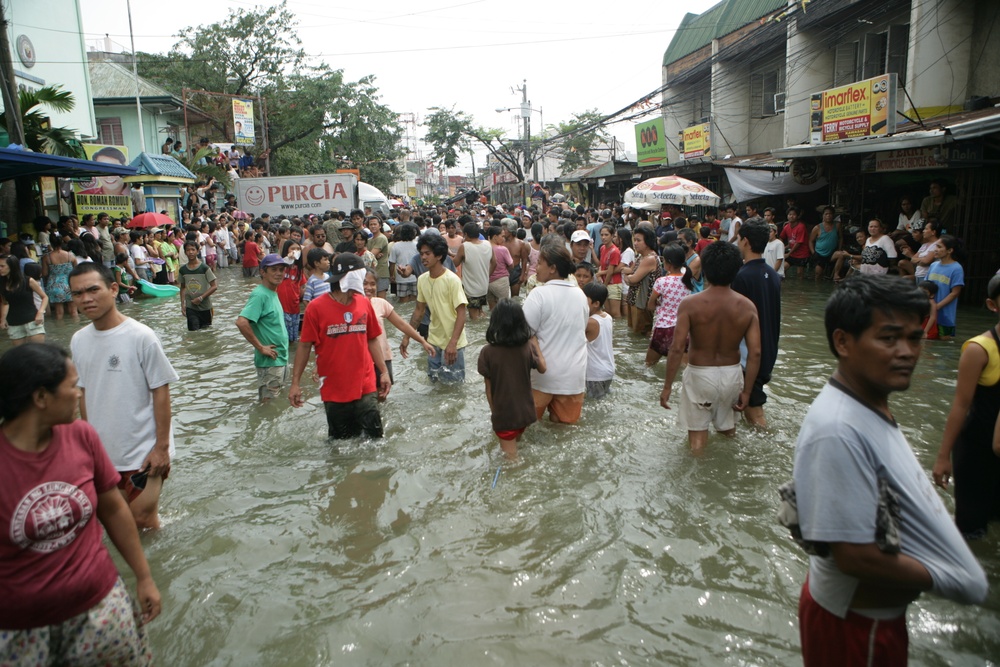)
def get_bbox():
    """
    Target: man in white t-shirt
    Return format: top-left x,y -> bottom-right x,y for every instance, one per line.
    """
70,263 -> 179,530
791,275 -> 986,665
